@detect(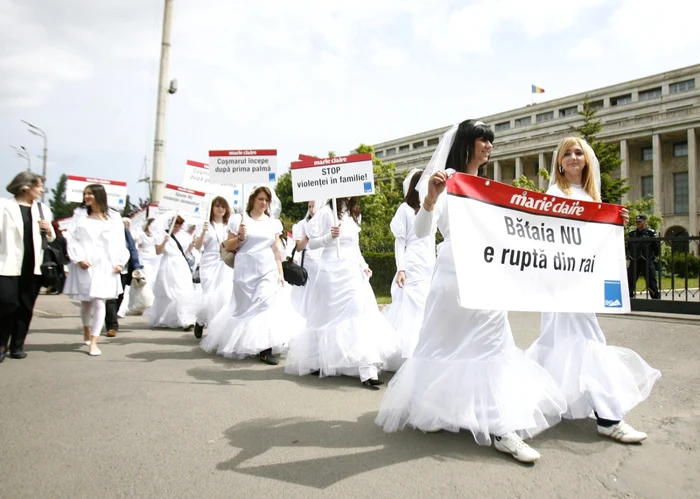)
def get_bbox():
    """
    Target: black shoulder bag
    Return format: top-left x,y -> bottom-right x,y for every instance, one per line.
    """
282,247 -> 308,286
36,204 -> 61,288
